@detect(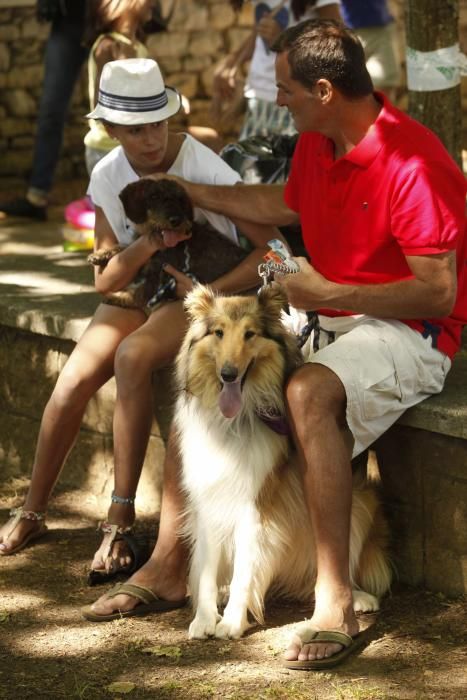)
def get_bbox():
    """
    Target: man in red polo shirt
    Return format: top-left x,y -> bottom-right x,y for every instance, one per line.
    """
163,19 -> 466,666
85,19 -> 466,669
